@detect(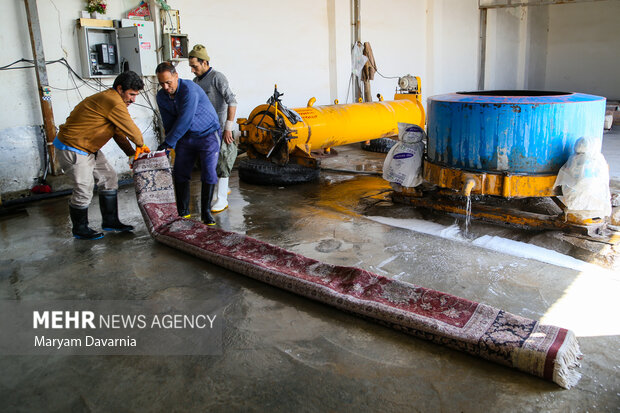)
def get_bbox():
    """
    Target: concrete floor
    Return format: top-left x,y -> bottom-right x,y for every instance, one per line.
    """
1,134 -> 619,412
